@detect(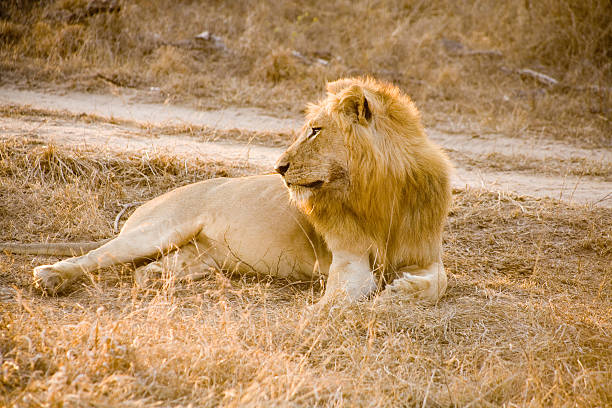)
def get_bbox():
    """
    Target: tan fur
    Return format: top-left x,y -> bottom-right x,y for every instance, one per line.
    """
276,77 -> 452,302
8,77 -> 451,305
22,175 -> 332,295
0,240 -> 111,256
